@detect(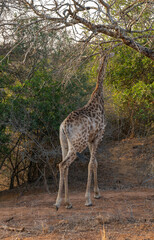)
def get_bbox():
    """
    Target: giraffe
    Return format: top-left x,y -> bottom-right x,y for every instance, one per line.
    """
55,53 -> 109,210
